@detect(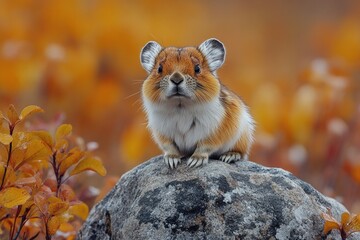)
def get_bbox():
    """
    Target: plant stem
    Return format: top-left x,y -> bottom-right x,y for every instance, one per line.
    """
0,125 -> 14,189
13,207 -> 31,240
45,218 -> 51,240
341,229 -> 347,240
51,151 -> 62,197
28,231 -> 40,240
10,205 -> 22,240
